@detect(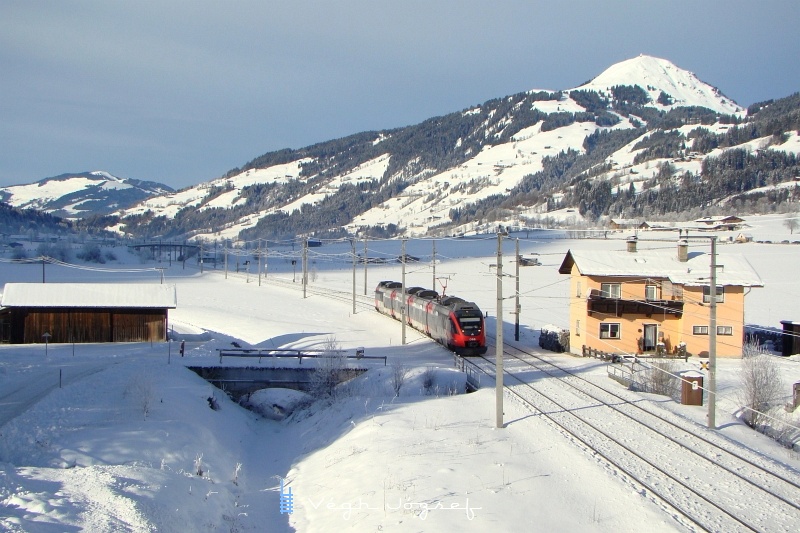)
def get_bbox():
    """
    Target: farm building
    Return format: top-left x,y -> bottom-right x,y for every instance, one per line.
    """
0,283 -> 177,344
